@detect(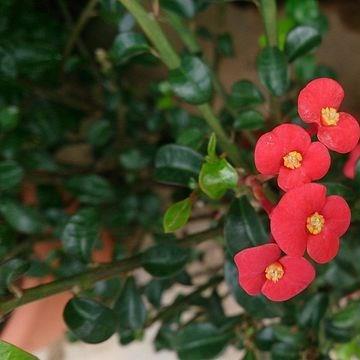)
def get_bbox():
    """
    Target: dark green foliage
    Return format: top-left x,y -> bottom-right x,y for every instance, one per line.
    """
0,0 -> 357,359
